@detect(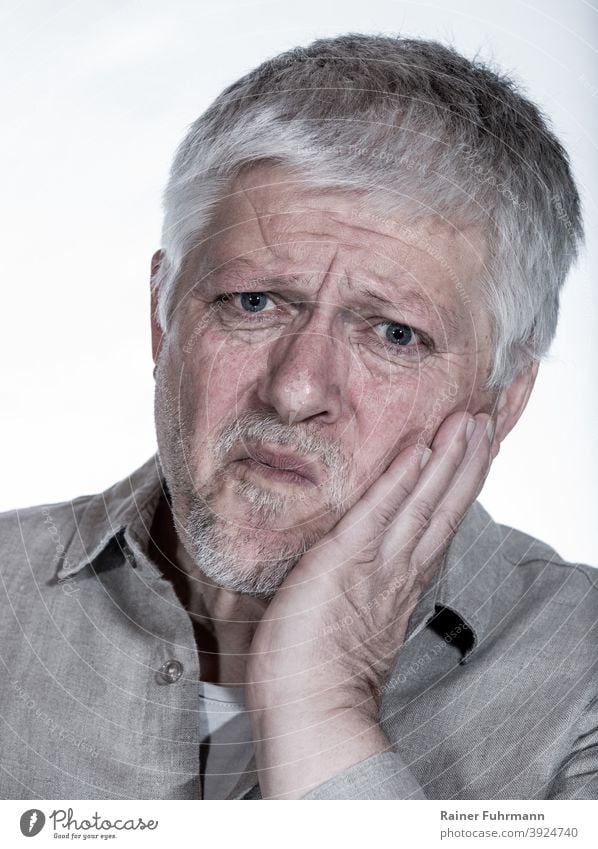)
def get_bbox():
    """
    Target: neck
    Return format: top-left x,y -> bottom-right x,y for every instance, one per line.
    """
148,494 -> 267,686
